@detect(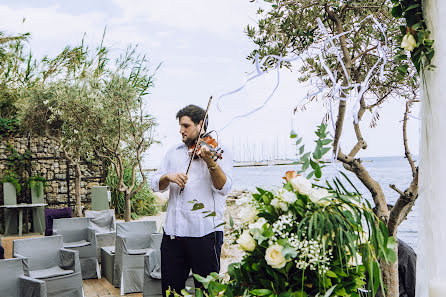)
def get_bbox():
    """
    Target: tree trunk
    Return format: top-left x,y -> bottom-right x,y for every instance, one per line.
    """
124,191 -> 131,222
380,243 -> 399,297
74,164 -> 82,217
